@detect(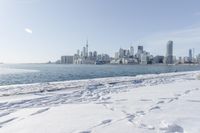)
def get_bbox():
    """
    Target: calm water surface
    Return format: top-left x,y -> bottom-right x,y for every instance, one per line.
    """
0,64 -> 200,86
